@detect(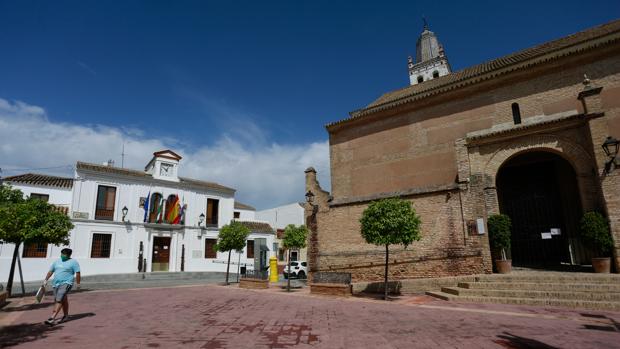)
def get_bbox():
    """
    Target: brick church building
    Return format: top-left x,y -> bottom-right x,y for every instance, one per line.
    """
305,19 -> 620,282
